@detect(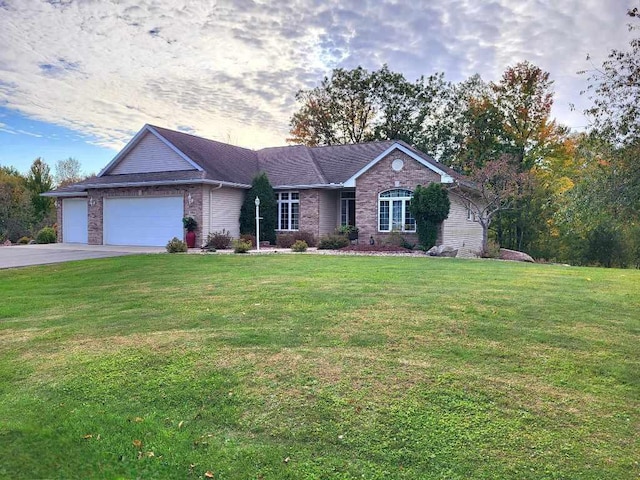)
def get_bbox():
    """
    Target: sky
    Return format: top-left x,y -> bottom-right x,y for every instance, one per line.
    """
0,0 -> 637,175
